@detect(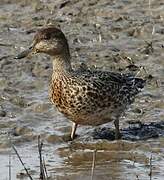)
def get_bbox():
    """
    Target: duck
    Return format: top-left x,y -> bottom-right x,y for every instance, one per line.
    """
16,26 -> 146,140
